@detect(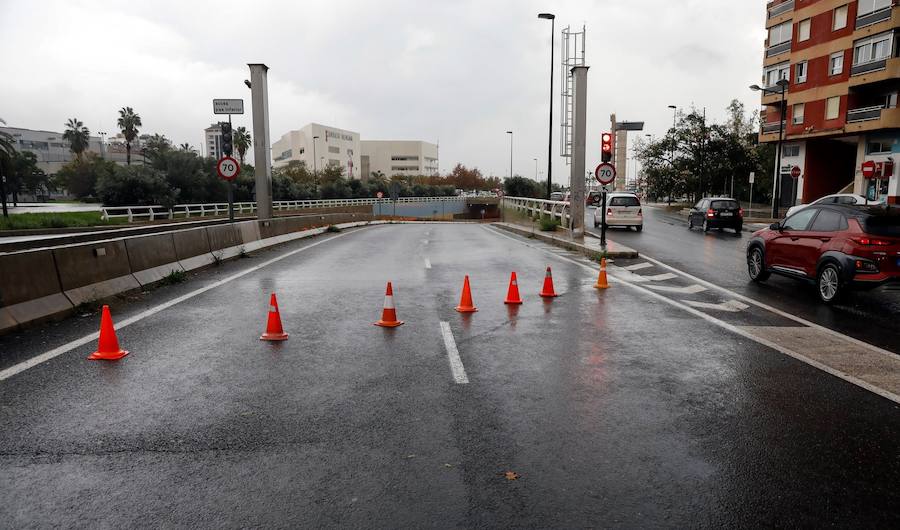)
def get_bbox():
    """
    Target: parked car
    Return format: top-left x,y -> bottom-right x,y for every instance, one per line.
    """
785,193 -> 885,218
587,191 -> 603,207
746,204 -> 900,303
549,192 -> 565,202
593,192 -> 643,231
687,198 -> 743,234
